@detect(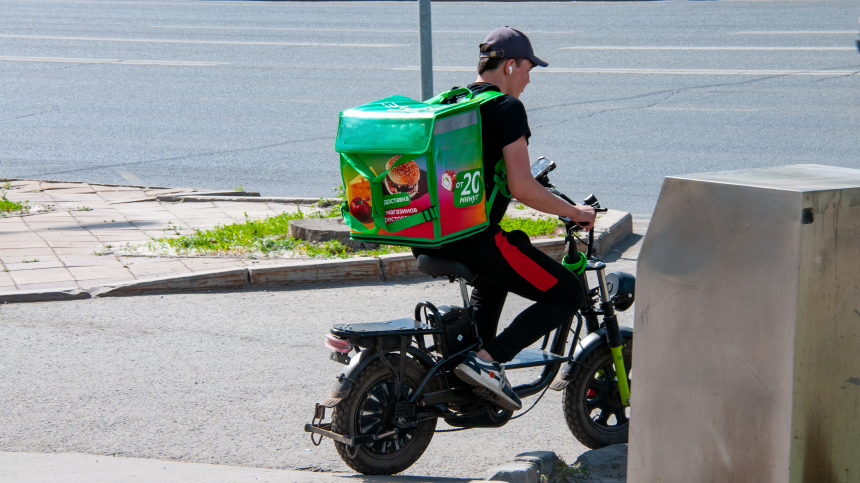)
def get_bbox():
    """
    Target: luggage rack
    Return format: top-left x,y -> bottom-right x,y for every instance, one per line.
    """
330,318 -> 442,338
